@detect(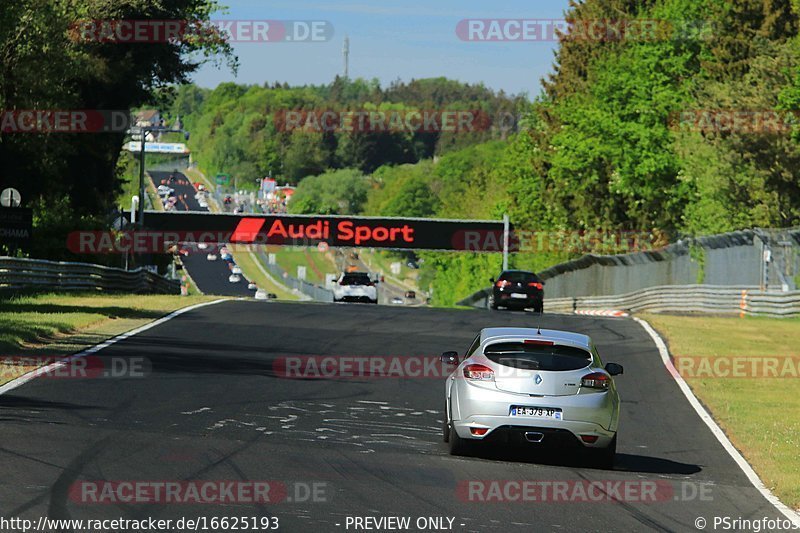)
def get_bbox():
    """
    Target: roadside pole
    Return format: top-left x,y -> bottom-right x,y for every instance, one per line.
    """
138,132 -> 145,228
502,214 -> 509,271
